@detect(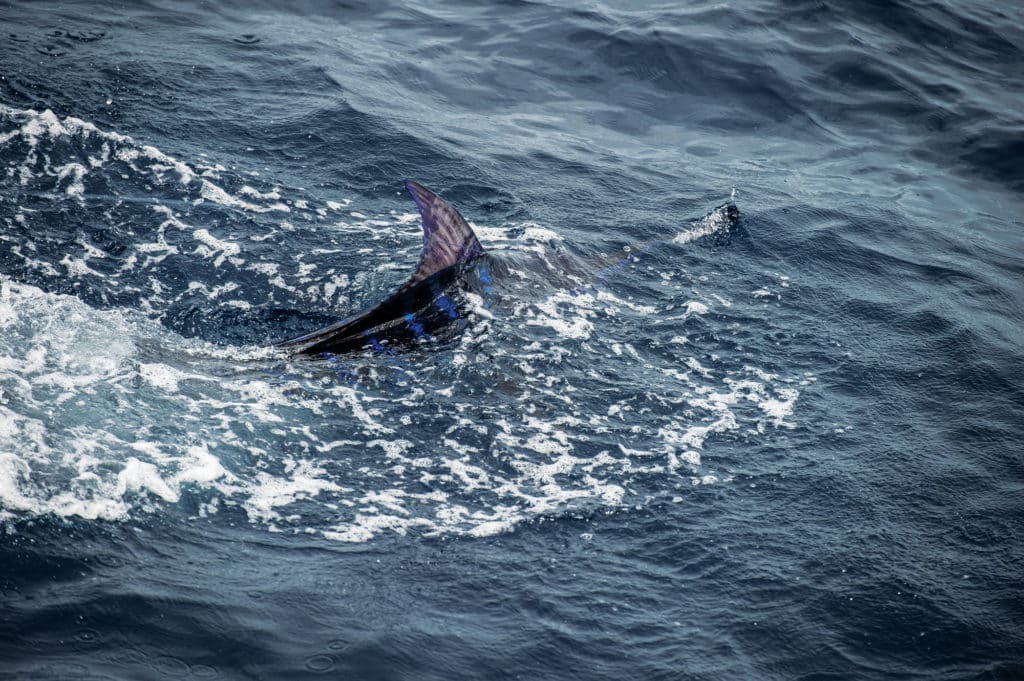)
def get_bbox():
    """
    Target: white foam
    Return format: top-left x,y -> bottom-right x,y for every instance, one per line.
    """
118,458 -> 179,503
0,106 -> 803,542
759,387 -> 799,427
527,291 -> 596,340
192,228 -> 242,267
0,105 -> 294,216
240,185 -> 282,200
673,203 -> 735,244
596,289 -> 657,315
522,225 -> 563,242
684,301 -> 709,316
243,461 -> 345,523
138,362 -> 190,392
54,162 -> 87,196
